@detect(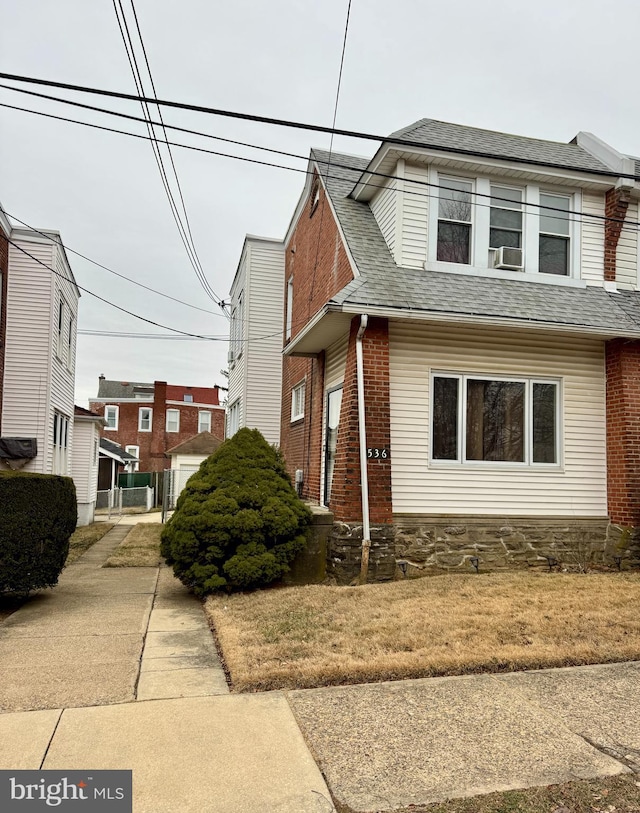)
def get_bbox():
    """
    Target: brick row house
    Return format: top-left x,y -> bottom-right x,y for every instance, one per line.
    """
229,119 -> 640,581
89,378 -> 225,474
